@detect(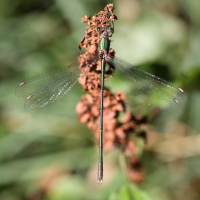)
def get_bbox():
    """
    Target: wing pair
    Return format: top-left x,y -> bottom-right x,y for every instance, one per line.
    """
15,56 -> 187,112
